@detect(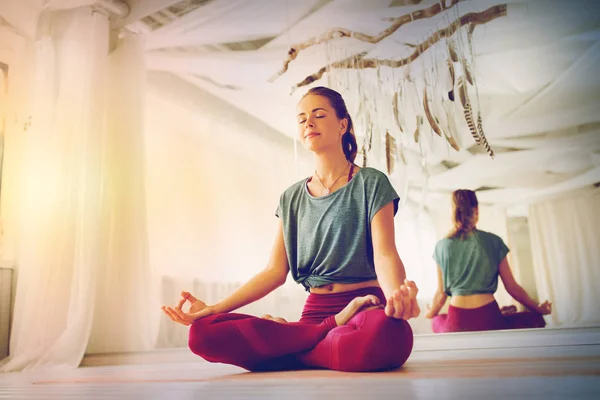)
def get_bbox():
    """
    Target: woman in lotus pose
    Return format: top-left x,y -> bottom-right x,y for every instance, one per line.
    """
426,189 -> 551,333
162,86 -> 419,372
